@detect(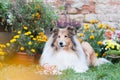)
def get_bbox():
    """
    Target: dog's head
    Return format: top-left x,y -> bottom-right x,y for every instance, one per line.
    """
51,27 -> 76,51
